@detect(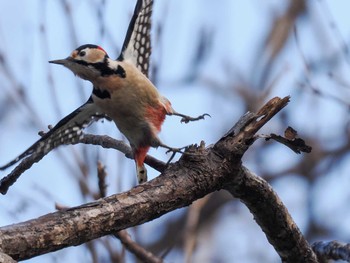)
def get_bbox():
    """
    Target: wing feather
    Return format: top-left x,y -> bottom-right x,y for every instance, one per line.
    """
0,99 -> 104,170
118,0 -> 153,77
